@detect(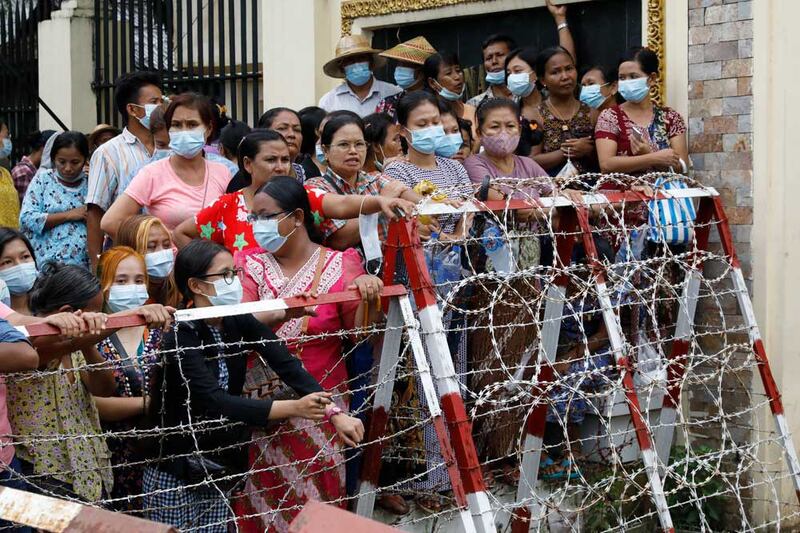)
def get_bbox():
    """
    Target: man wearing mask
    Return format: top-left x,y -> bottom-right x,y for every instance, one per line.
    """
319,35 -> 402,117
85,71 -> 164,269
467,33 -> 518,107
376,36 -> 437,119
